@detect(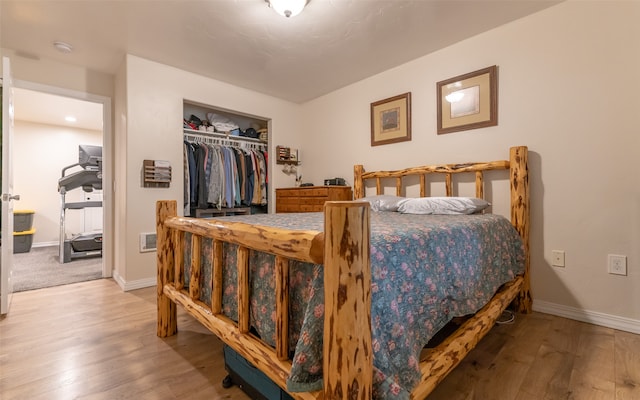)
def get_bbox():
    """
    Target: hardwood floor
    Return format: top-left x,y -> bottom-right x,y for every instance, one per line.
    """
1,279 -> 639,399
0,279 -> 248,400
428,312 -> 640,400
